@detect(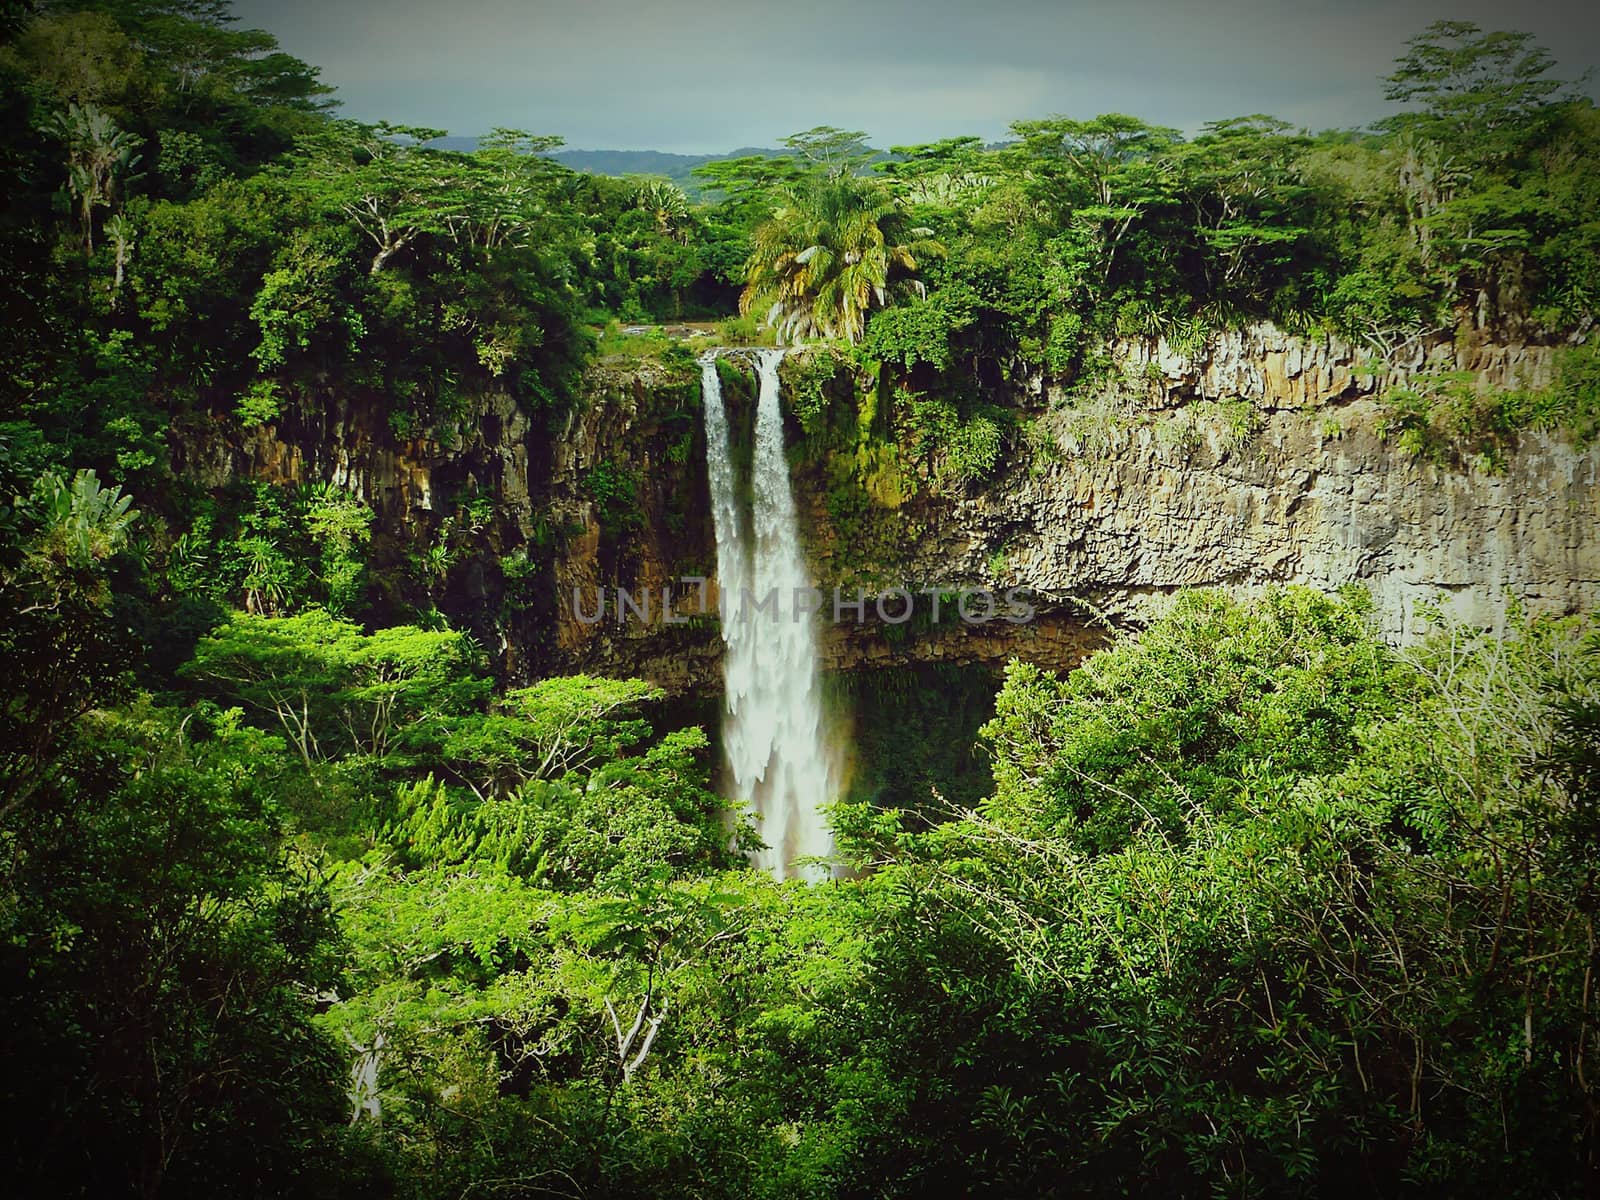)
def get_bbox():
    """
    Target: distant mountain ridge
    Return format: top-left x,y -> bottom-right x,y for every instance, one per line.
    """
552,147 -> 786,186
423,137 -> 786,192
